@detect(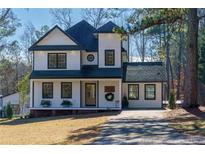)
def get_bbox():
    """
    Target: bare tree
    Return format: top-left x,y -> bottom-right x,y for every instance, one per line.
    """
20,23 -> 49,65
49,9 -> 72,30
82,8 -> 110,28
20,22 -> 36,65
133,30 -> 148,62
